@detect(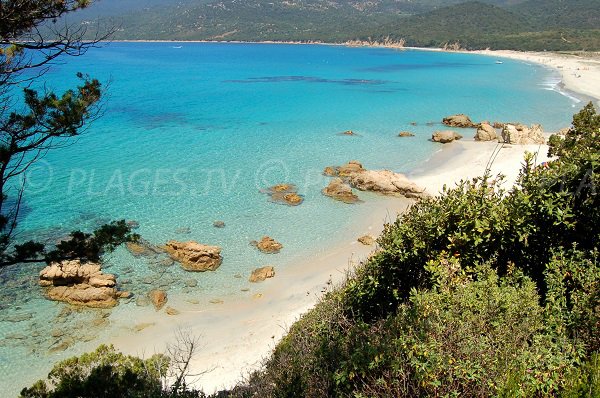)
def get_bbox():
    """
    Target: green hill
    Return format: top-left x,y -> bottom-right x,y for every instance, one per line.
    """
510,0 -> 600,30
72,0 -> 600,50
374,1 -> 600,50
